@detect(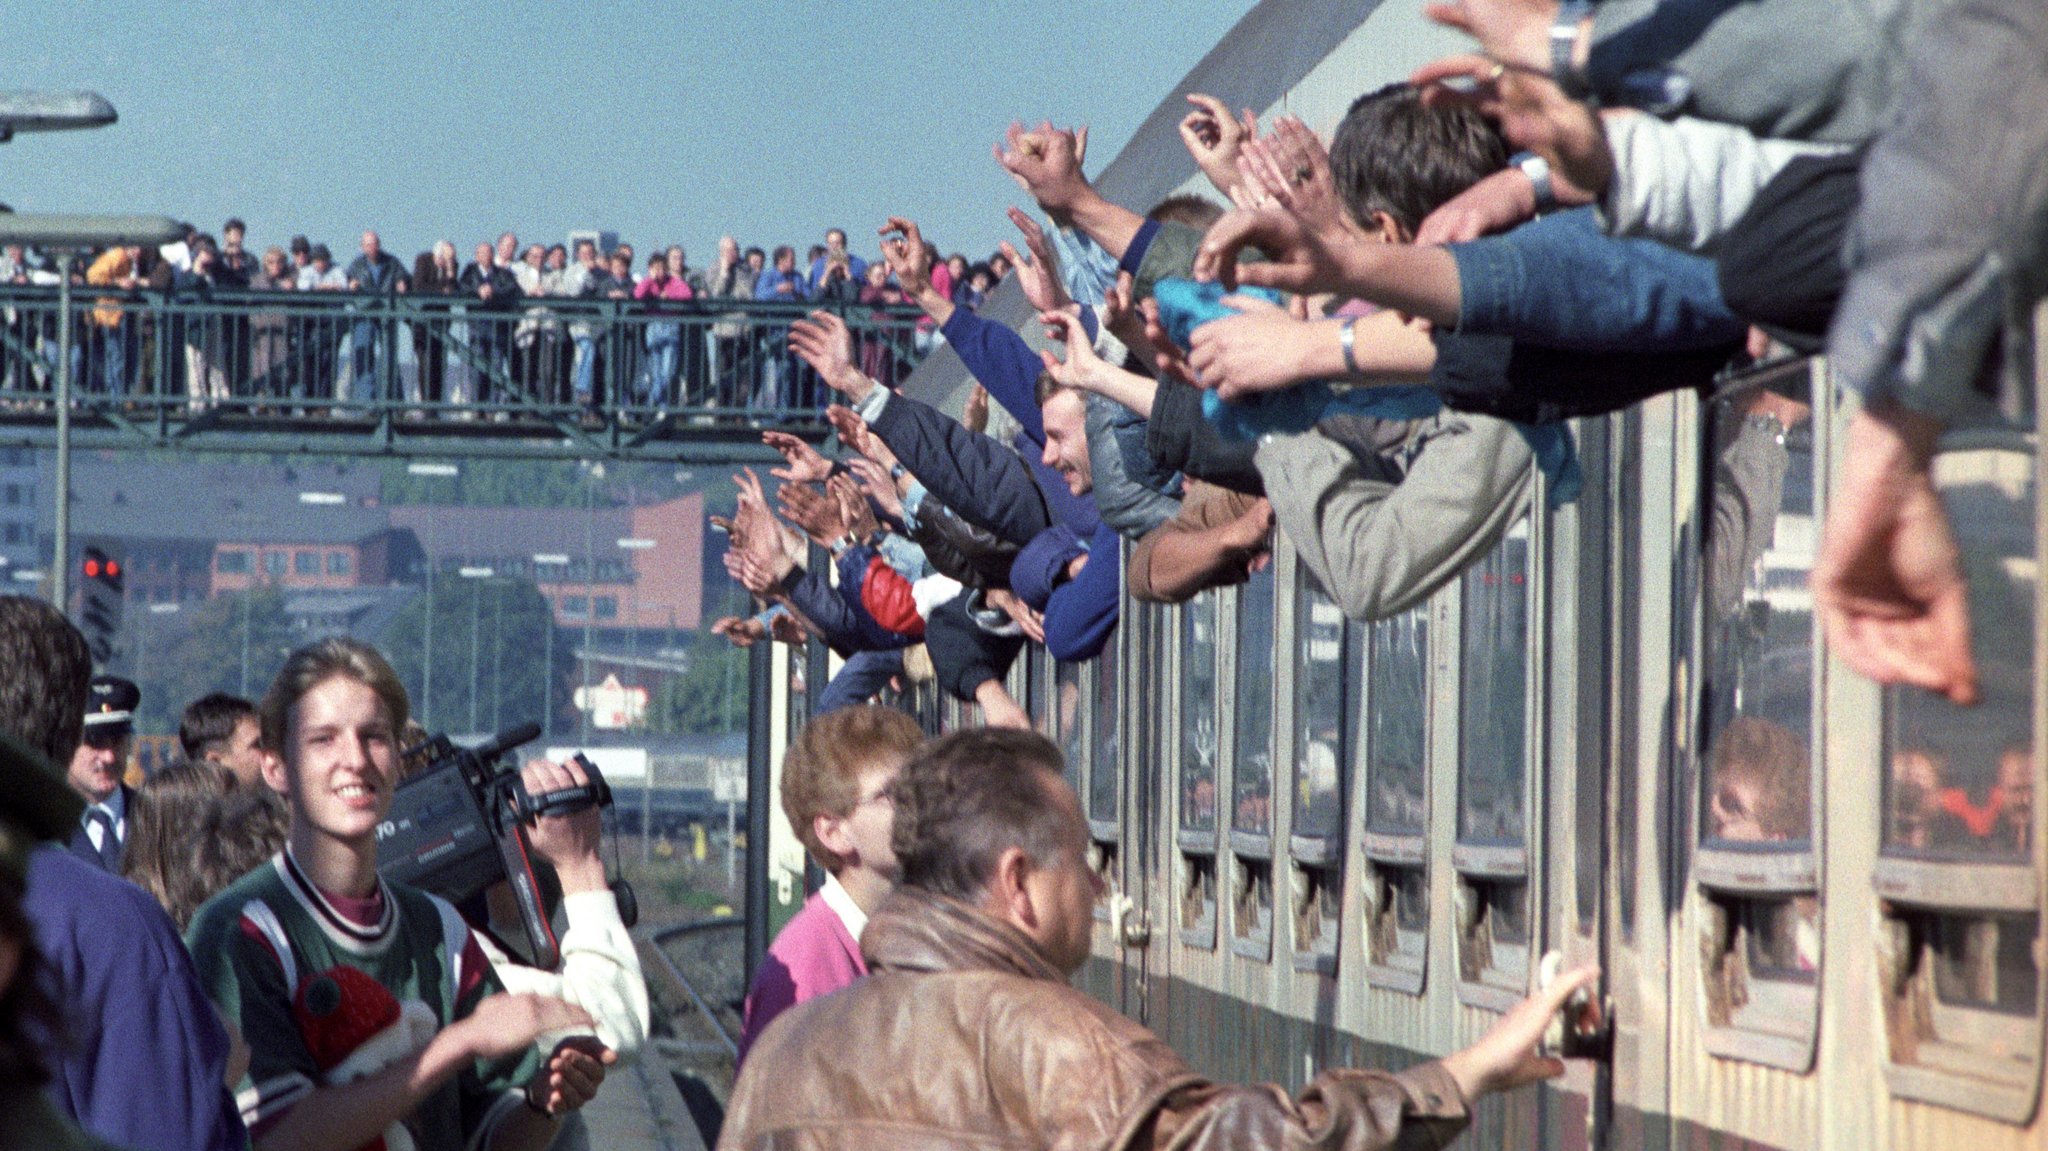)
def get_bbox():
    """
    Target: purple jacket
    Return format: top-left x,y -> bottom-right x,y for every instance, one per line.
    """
736,888 -> 866,1065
